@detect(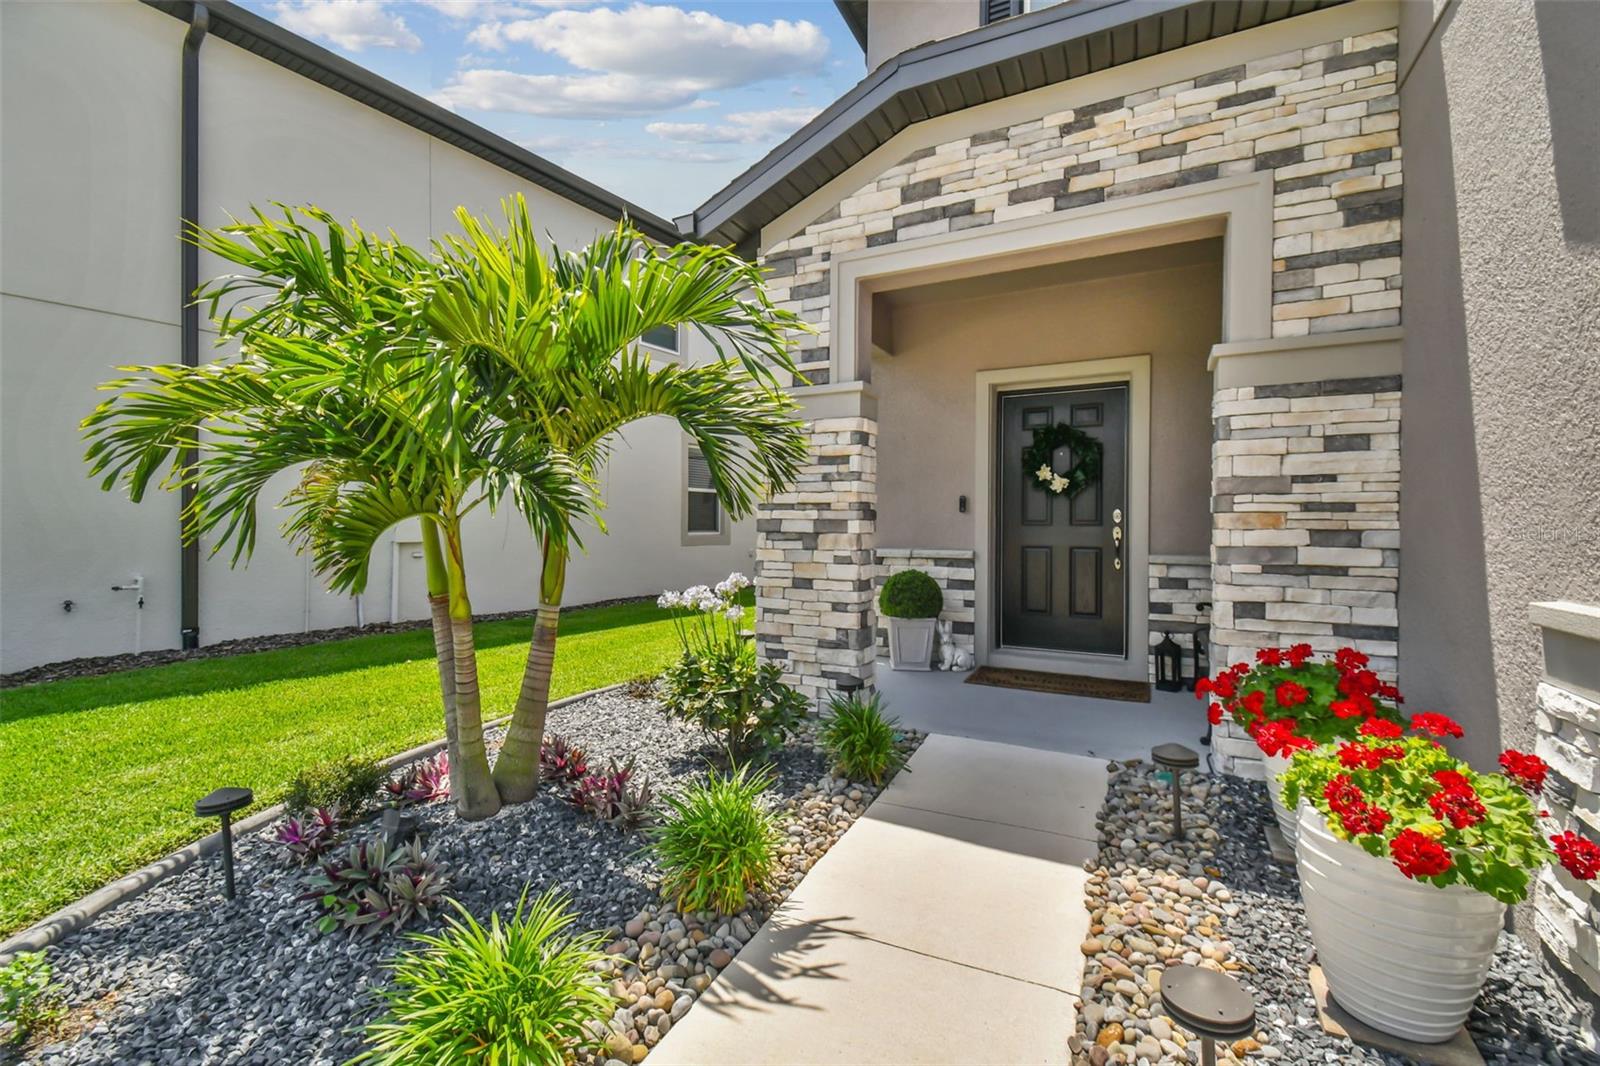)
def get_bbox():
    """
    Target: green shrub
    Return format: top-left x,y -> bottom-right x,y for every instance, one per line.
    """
355,889 -> 612,1066
878,570 -> 943,619
650,765 -> 782,914
0,951 -> 64,1047
661,643 -> 807,760
820,692 -> 905,786
285,754 -> 386,814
